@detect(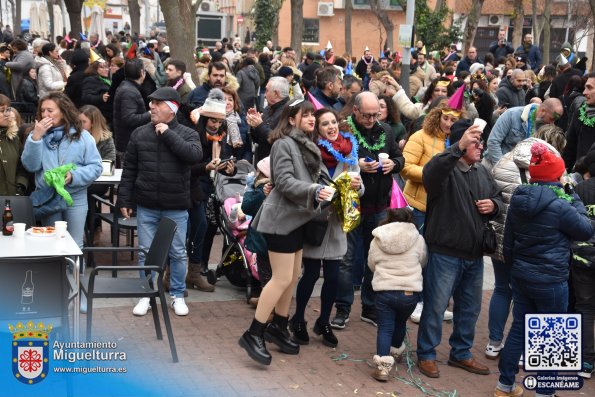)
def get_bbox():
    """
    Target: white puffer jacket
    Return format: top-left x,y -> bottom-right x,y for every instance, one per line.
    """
368,222 -> 427,292
490,137 -> 560,261
37,56 -> 65,97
